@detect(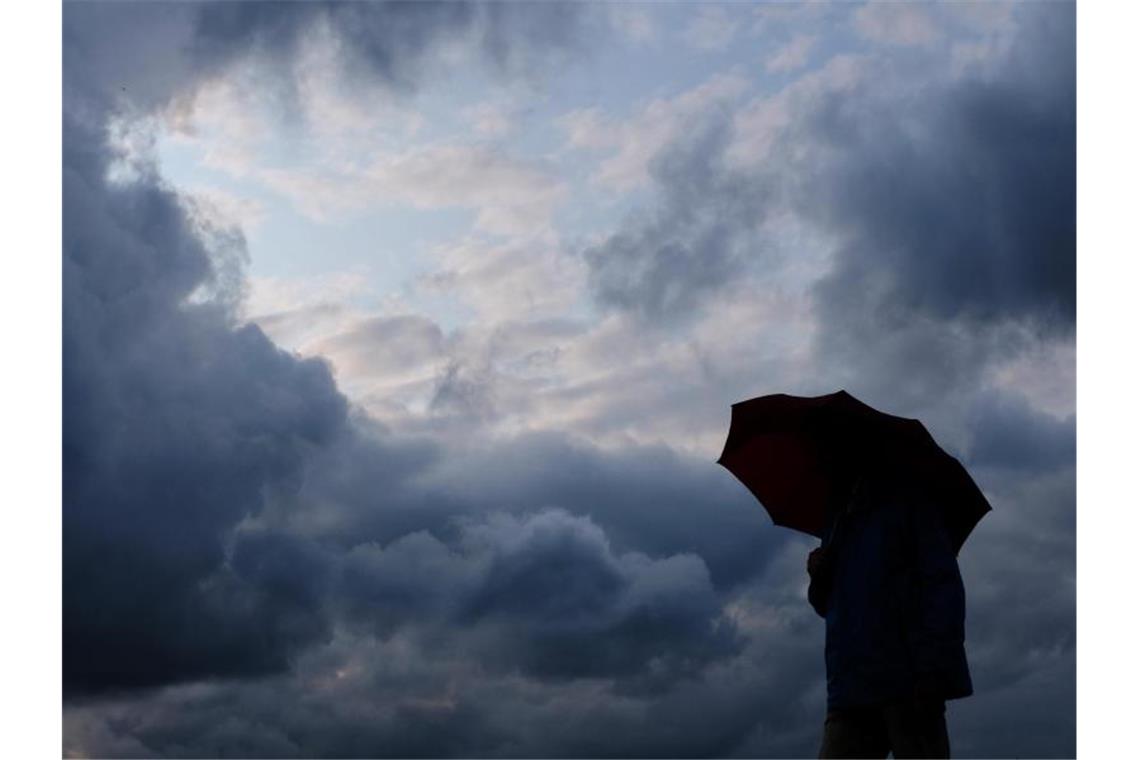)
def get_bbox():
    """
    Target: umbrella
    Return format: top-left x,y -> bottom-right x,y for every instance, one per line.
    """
716,389 -> 991,553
